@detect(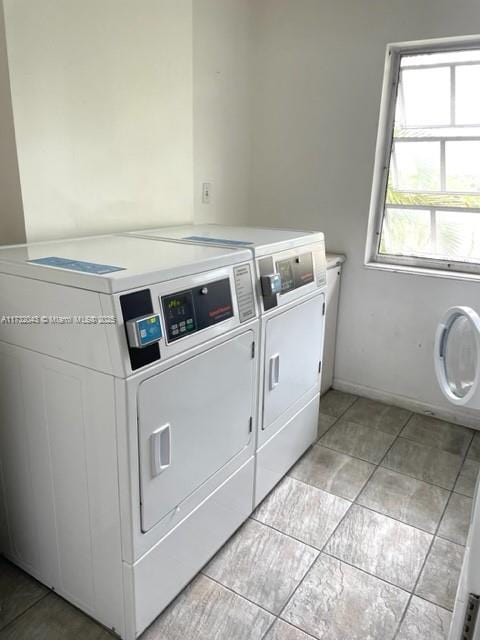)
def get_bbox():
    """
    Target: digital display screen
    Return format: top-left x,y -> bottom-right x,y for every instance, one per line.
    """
162,278 -> 233,343
162,291 -> 197,341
